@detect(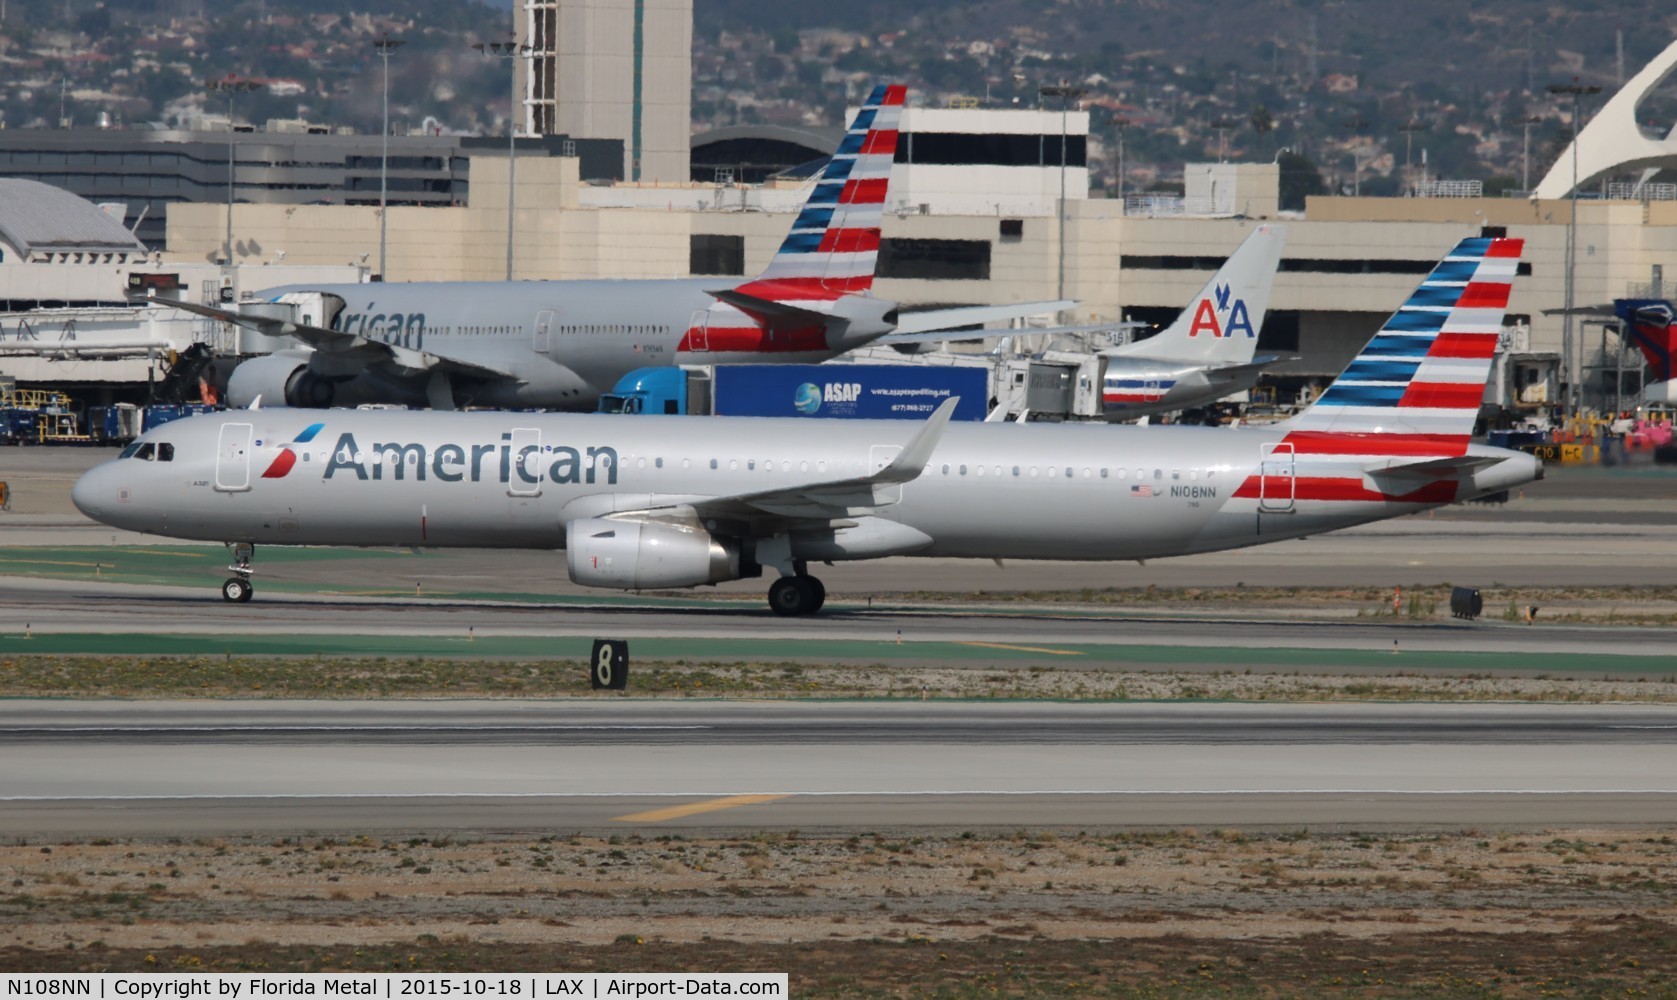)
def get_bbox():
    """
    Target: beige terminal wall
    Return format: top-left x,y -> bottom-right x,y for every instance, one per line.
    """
168,157 -> 691,283
166,158 -> 1677,367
